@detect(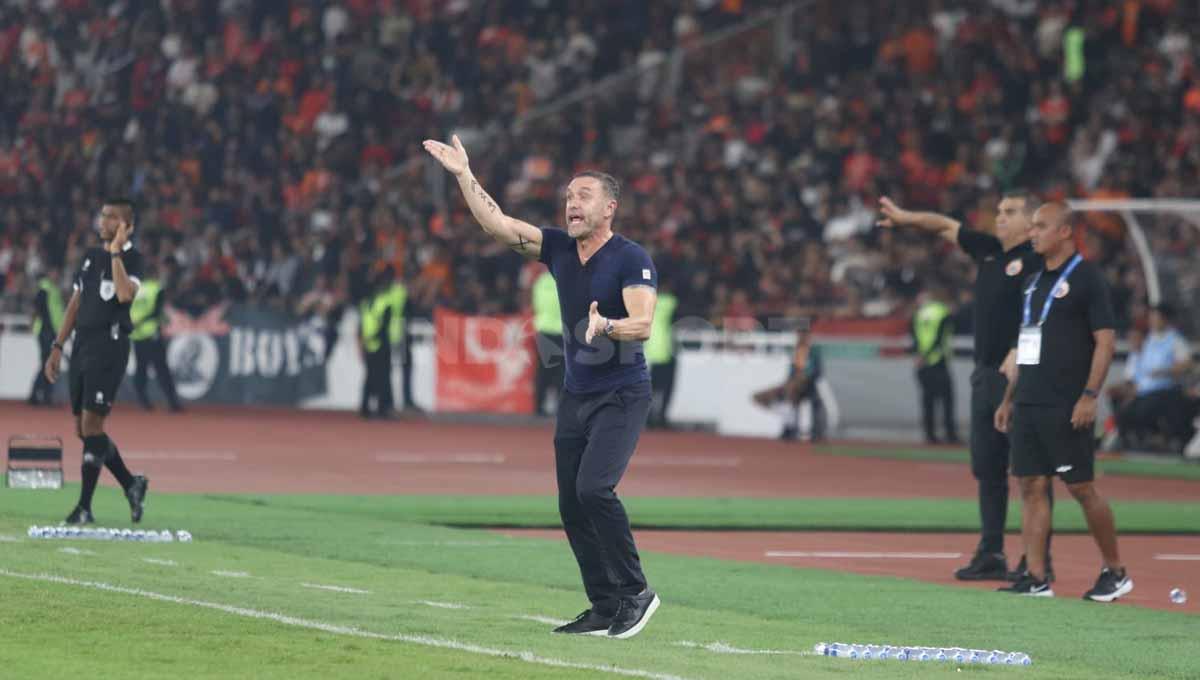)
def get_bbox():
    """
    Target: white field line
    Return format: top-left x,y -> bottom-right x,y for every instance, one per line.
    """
675,641 -> 818,656
124,450 -> 238,461
390,541 -> 539,548
0,535 -> 20,542
765,551 -> 963,560
143,558 -> 178,567
515,614 -> 571,626
301,583 -> 371,595
211,570 -> 253,578
0,570 -> 693,680
634,456 -> 742,468
1154,554 -> 1200,561
374,452 -> 506,464
418,600 -> 470,610
58,547 -> 96,556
